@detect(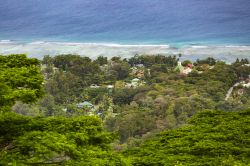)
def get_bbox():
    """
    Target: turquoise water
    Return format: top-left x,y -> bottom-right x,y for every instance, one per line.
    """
0,0 -> 250,46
